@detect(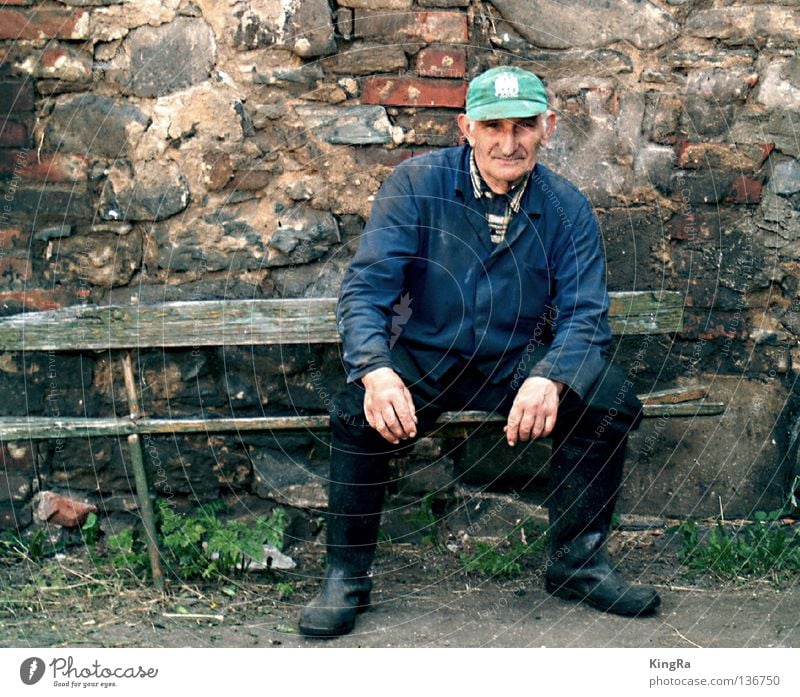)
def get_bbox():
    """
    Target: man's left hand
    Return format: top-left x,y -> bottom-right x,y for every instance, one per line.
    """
505,377 -> 564,446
